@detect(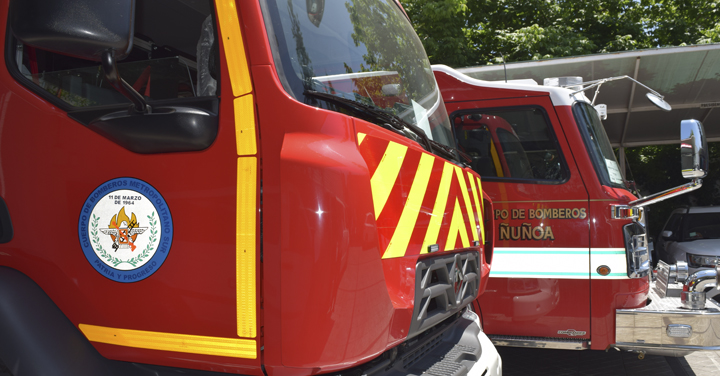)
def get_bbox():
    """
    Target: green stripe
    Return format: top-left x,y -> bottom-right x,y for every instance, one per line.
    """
595,273 -> 626,277
490,271 -> 588,276
591,251 -> 625,255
